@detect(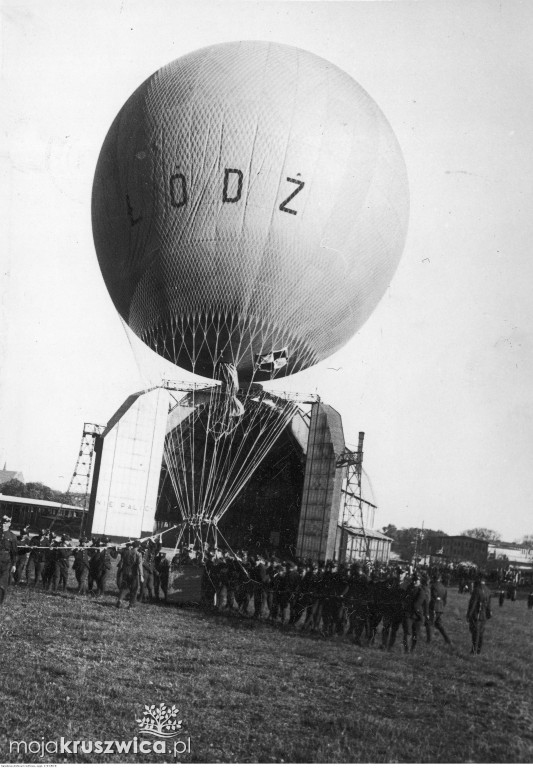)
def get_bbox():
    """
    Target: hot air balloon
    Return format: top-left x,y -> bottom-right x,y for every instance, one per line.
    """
92,41 -> 409,547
